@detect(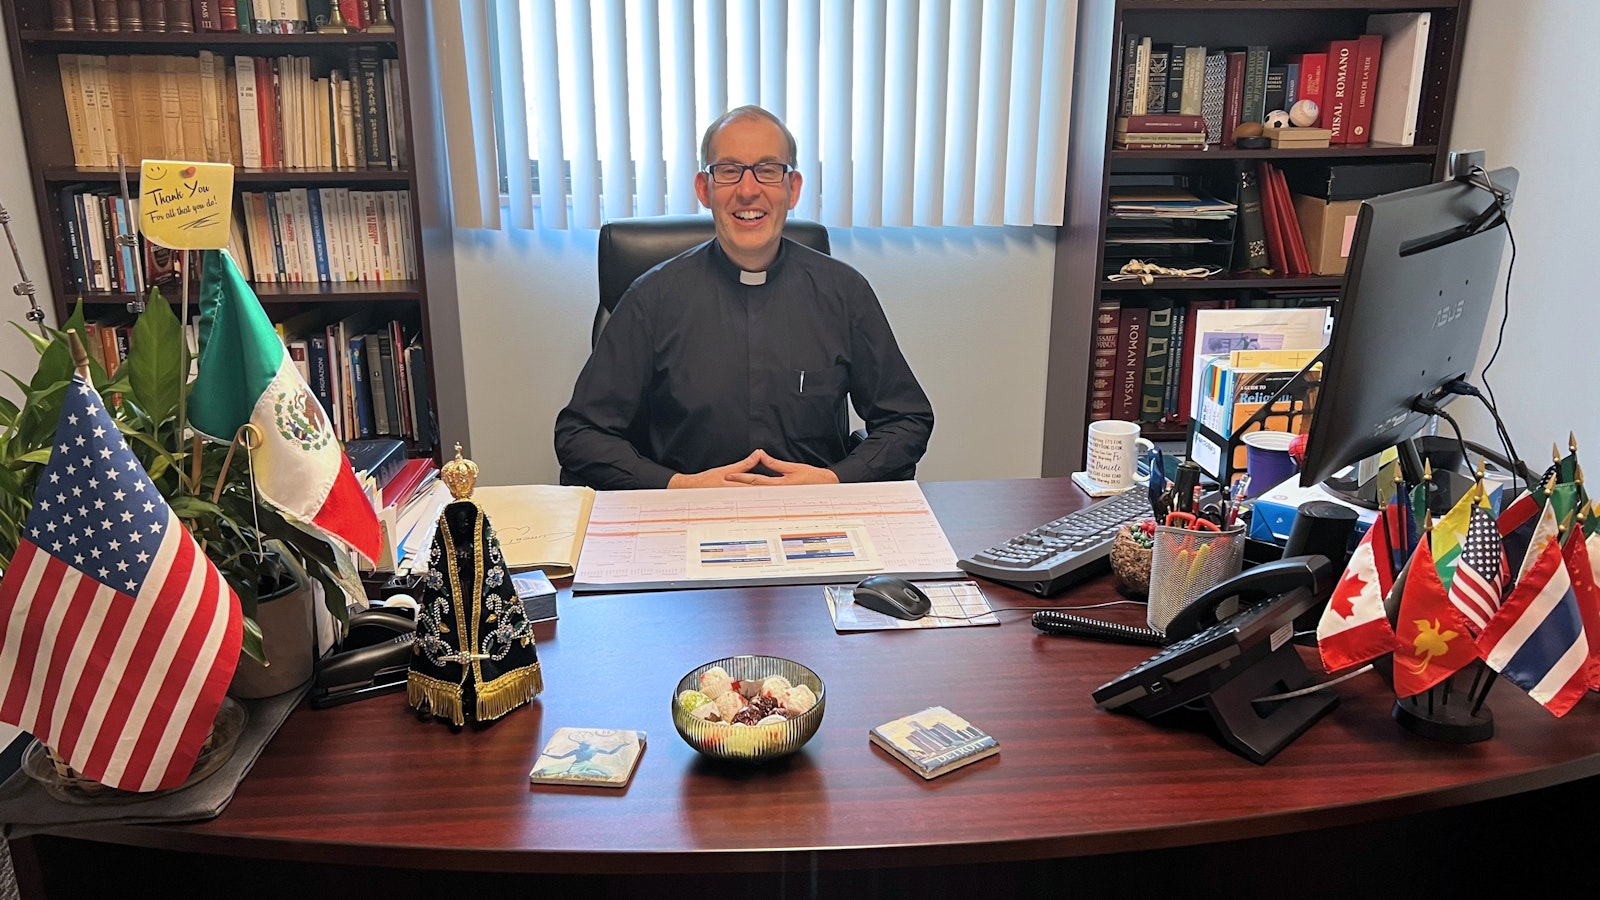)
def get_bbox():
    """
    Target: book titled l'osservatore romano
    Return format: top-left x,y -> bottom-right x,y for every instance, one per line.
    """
869,707 -> 999,779
528,728 -> 646,788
